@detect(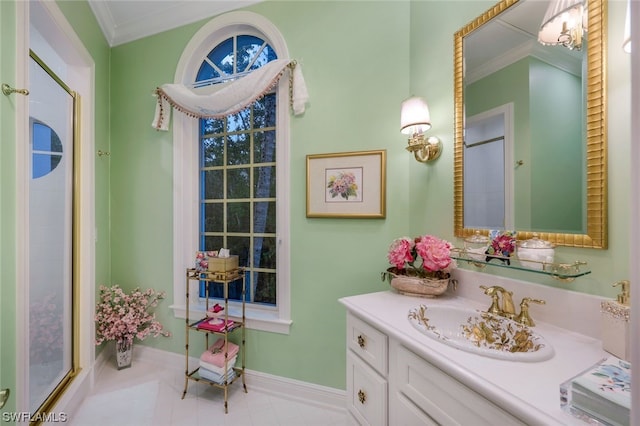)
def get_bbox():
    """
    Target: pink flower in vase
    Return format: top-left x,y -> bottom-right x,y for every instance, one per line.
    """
415,235 -> 454,273
387,237 -> 414,270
